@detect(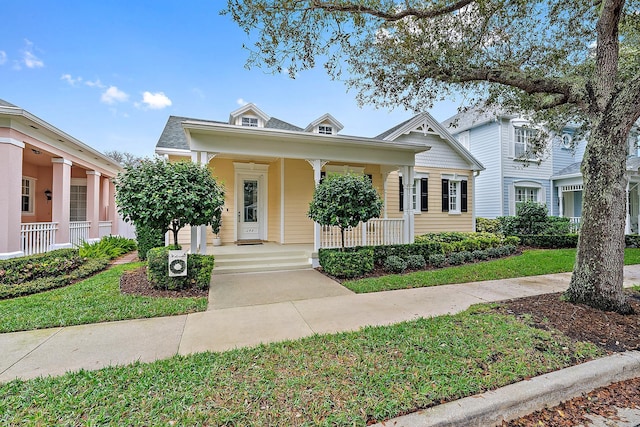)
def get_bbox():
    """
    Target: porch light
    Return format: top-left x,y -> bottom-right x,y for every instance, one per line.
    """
44,189 -> 52,201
